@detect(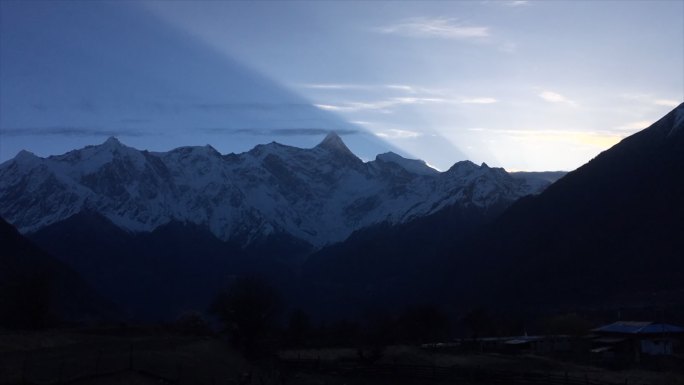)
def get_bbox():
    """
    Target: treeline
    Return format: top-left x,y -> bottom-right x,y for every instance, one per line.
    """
195,277 -> 603,359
